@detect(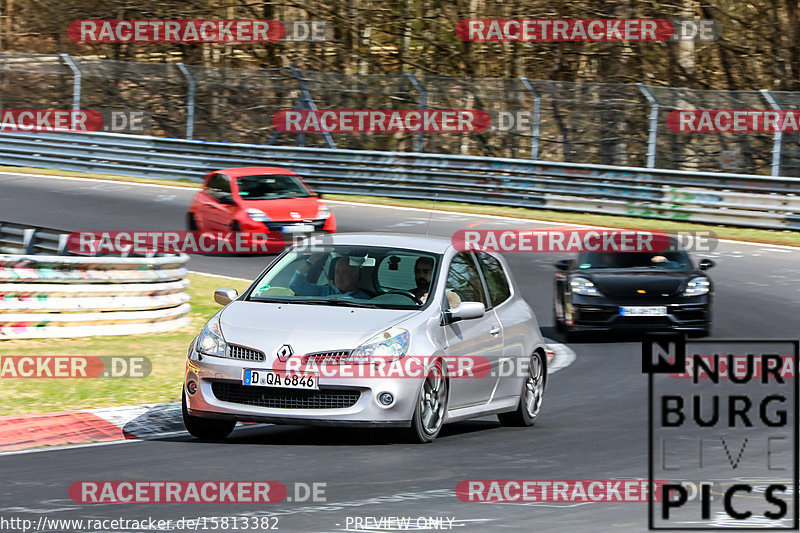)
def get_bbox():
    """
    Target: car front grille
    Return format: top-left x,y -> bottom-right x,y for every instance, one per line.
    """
212,382 -> 361,409
303,350 -> 352,364
227,344 -> 265,362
